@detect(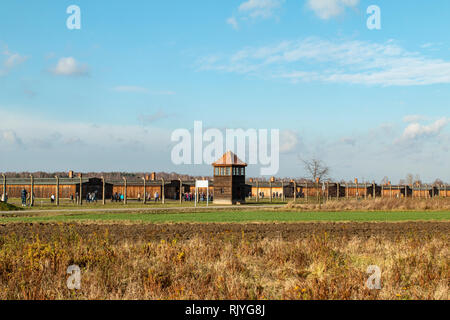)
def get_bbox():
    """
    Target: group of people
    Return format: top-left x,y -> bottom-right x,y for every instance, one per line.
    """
86,191 -> 98,203
20,189 -> 34,206
182,192 -> 212,202
112,193 -> 125,202
137,192 -> 161,202
111,192 -> 161,202
255,191 -> 284,199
